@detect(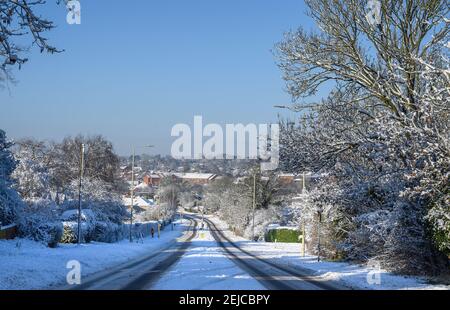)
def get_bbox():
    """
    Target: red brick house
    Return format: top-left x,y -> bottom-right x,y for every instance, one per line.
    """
172,173 -> 218,185
143,174 -> 162,186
